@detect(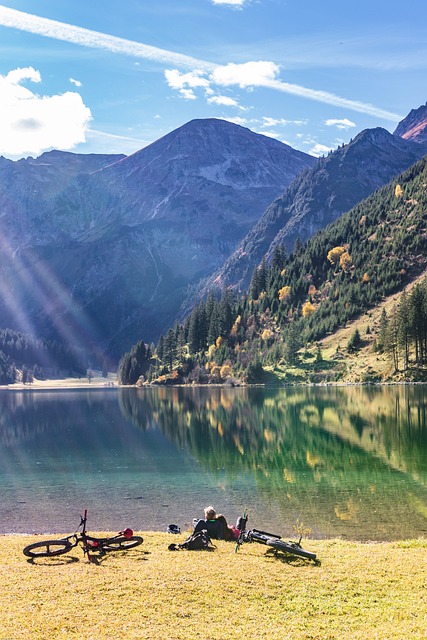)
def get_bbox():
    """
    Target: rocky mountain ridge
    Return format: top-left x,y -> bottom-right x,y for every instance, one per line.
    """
394,102 -> 427,143
208,126 -> 427,292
